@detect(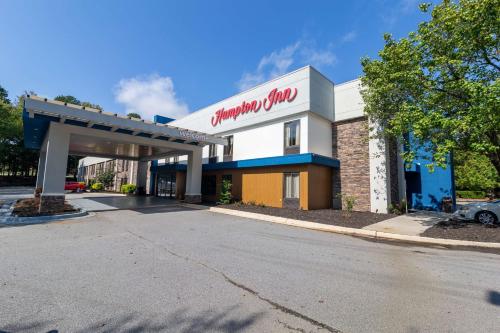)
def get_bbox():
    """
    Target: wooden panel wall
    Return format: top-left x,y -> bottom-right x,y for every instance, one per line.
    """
177,164 -> 334,210
307,165 -> 332,209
